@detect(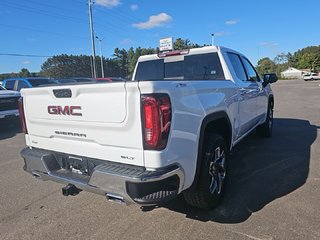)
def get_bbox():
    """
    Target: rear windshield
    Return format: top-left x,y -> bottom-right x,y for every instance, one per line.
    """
134,53 -> 225,81
28,79 -> 56,87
